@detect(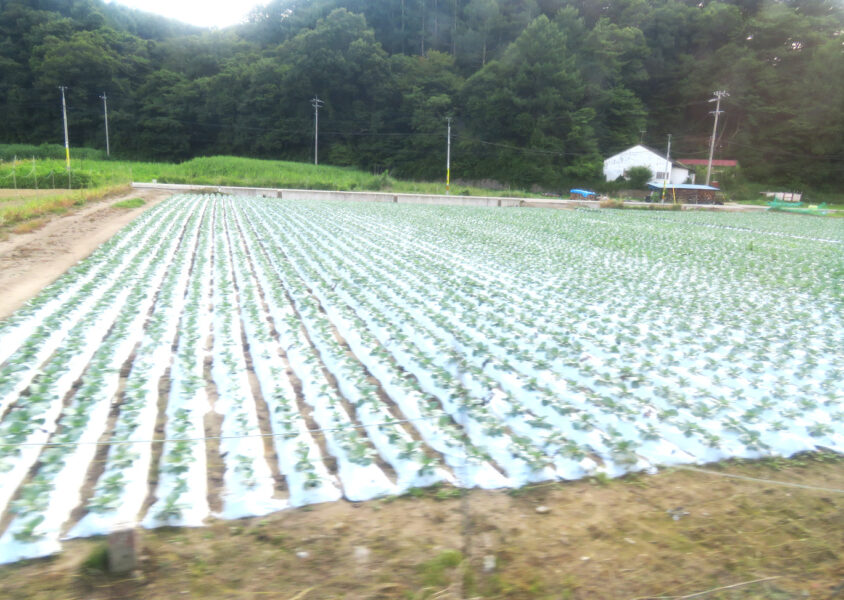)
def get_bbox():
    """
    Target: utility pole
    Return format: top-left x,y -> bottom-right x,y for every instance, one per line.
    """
661,133 -> 671,203
639,129 -> 646,144
706,90 -> 728,186
446,116 -> 452,195
311,96 -> 324,166
100,92 -> 110,157
59,86 -> 70,171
